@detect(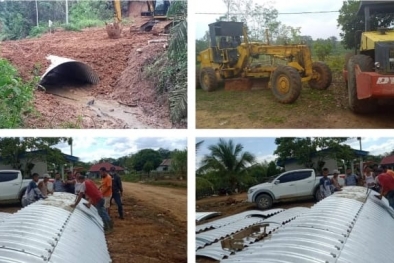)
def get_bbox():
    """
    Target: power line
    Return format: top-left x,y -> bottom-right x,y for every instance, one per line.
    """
196,11 -> 339,15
